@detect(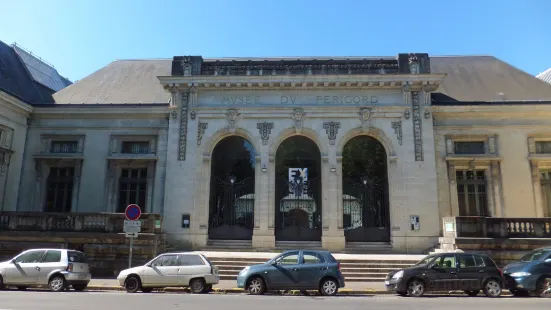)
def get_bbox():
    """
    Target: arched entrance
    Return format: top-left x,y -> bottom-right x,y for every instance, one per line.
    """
275,136 -> 322,241
342,135 -> 390,242
208,136 -> 255,240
